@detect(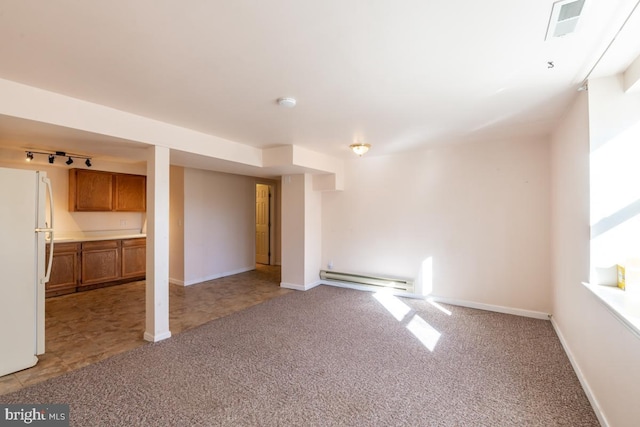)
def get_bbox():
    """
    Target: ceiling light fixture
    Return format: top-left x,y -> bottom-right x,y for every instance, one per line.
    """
25,150 -> 93,168
350,143 -> 371,156
277,97 -> 296,108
